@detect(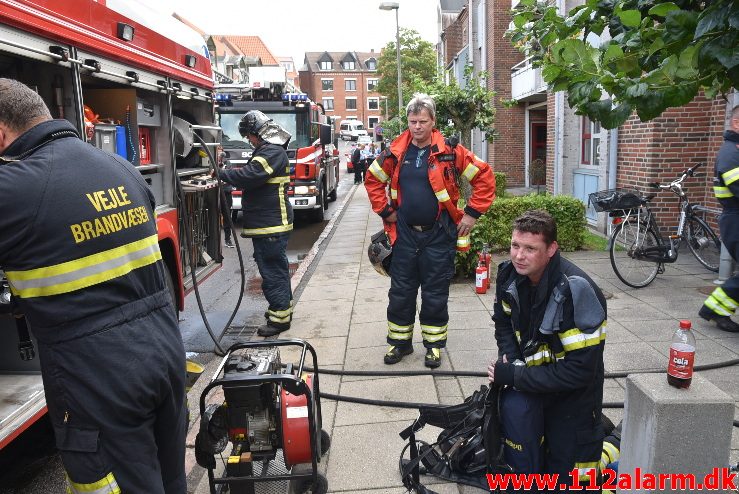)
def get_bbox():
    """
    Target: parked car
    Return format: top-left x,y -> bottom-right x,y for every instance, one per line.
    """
339,120 -> 368,141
